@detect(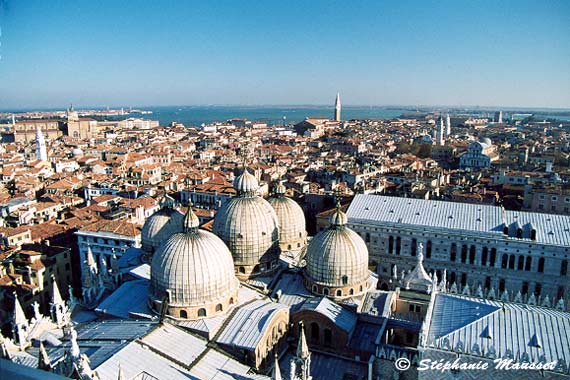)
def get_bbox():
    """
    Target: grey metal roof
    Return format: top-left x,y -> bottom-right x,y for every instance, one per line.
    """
95,280 -> 154,319
427,293 -> 570,374
279,351 -> 367,380
272,271 -> 312,311
299,297 -> 357,333
360,290 -> 394,318
189,349 -> 269,380
75,320 -> 156,341
140,324 -> 208,366
347,194 -> 570,246
216,299 -> 288,350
